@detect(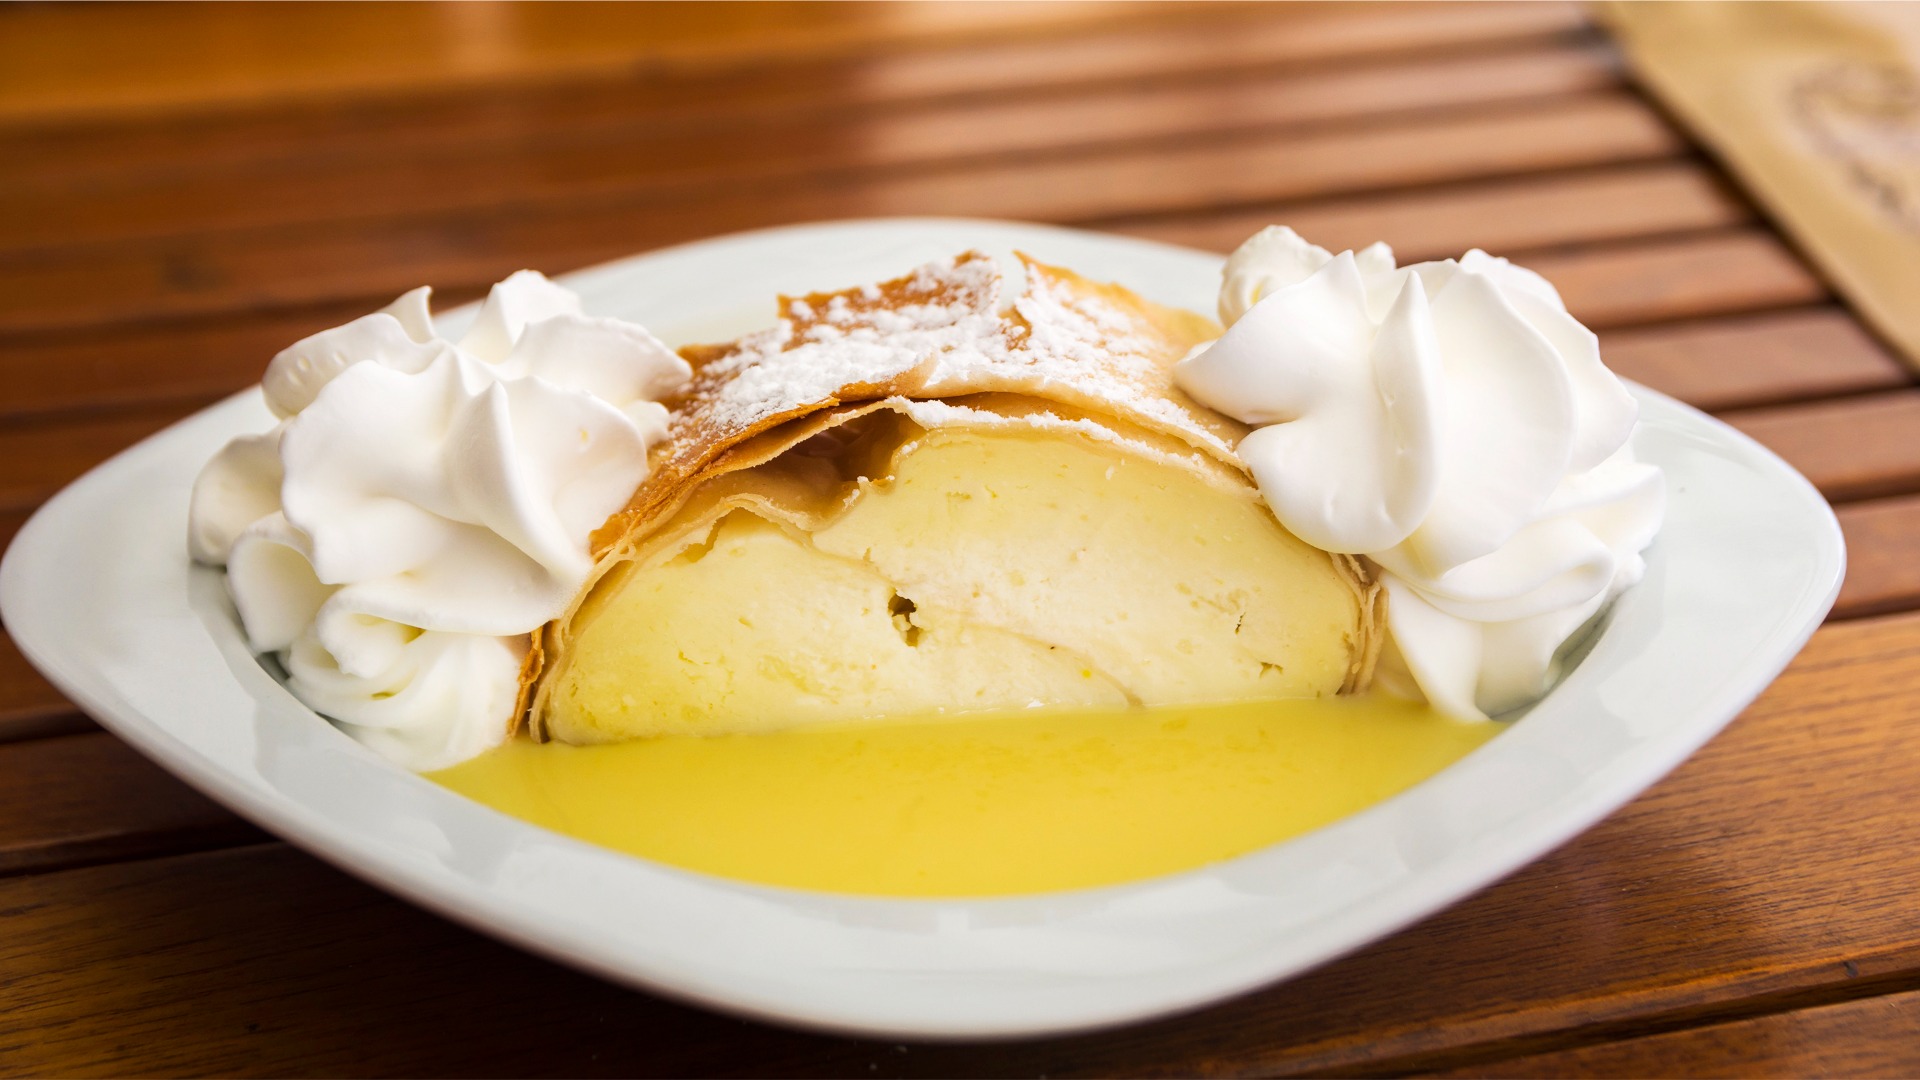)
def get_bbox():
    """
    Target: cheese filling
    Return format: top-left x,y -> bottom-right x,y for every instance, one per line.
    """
541,412 -> 1371,743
